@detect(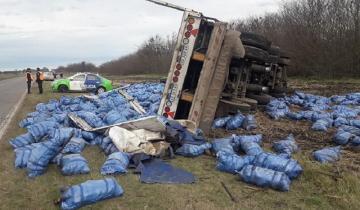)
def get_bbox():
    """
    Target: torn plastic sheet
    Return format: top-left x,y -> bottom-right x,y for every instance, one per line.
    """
313,146 -> 341,164
100,152 -> 130,175
216,151 -> 254,174
60,178 -> 124,210
238,165 -> 291,192
139,159 -> 195,184
60,154 -> 90,176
